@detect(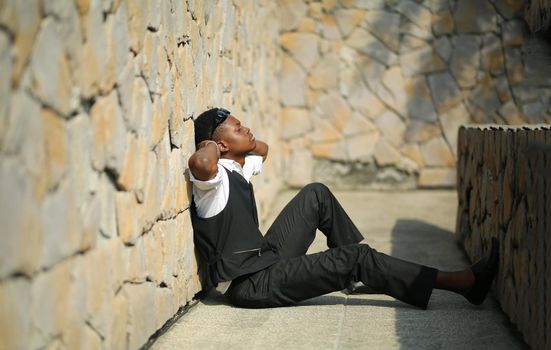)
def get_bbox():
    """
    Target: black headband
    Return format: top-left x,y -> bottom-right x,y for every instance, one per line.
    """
194,108 -> 231,146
